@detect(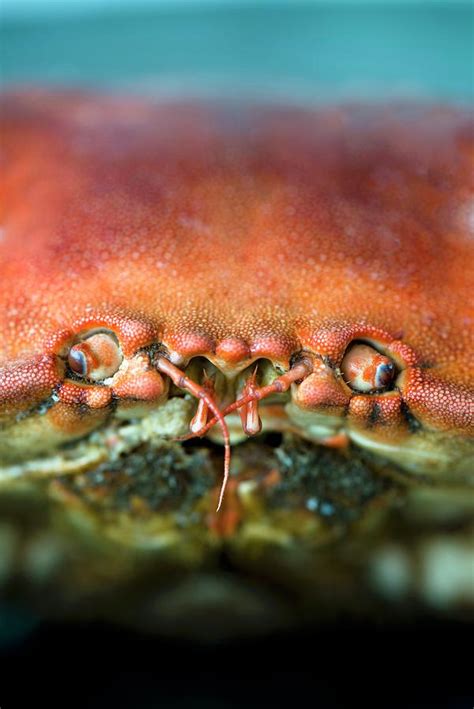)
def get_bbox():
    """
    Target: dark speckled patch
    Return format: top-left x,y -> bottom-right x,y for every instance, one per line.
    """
268,437 -> 392,524
400,401 -> 423,433
56,441 -> 215,515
